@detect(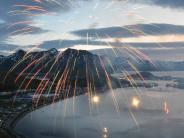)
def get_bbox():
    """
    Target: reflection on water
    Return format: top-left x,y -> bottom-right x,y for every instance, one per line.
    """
15,87 -> 184,138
